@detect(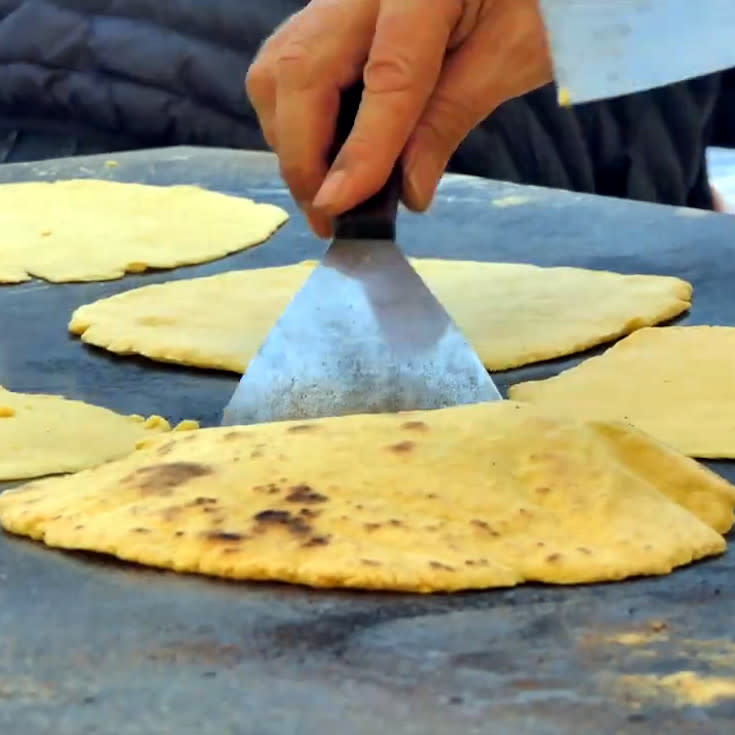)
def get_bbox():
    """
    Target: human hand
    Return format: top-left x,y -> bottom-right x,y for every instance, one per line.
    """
246,0 -> 552,237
